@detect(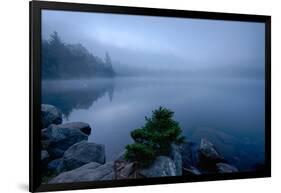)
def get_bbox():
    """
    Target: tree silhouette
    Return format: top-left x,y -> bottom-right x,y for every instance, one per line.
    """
105,52 -> 112,67
42,31 -> 115,79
